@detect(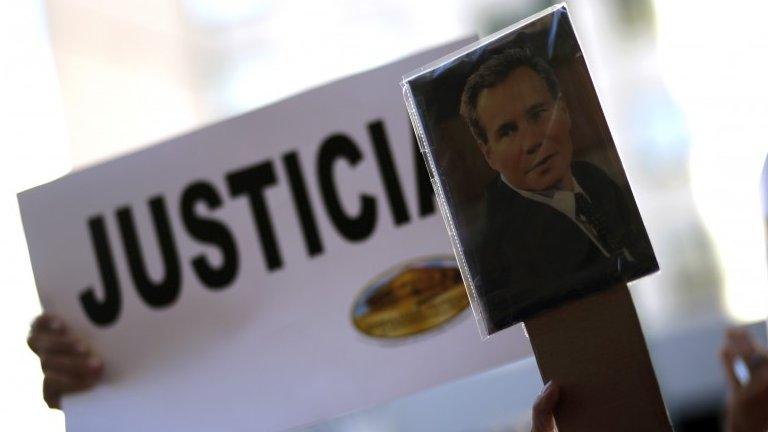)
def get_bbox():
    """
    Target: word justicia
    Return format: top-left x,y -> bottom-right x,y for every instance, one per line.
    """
80,119 -> 437,326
